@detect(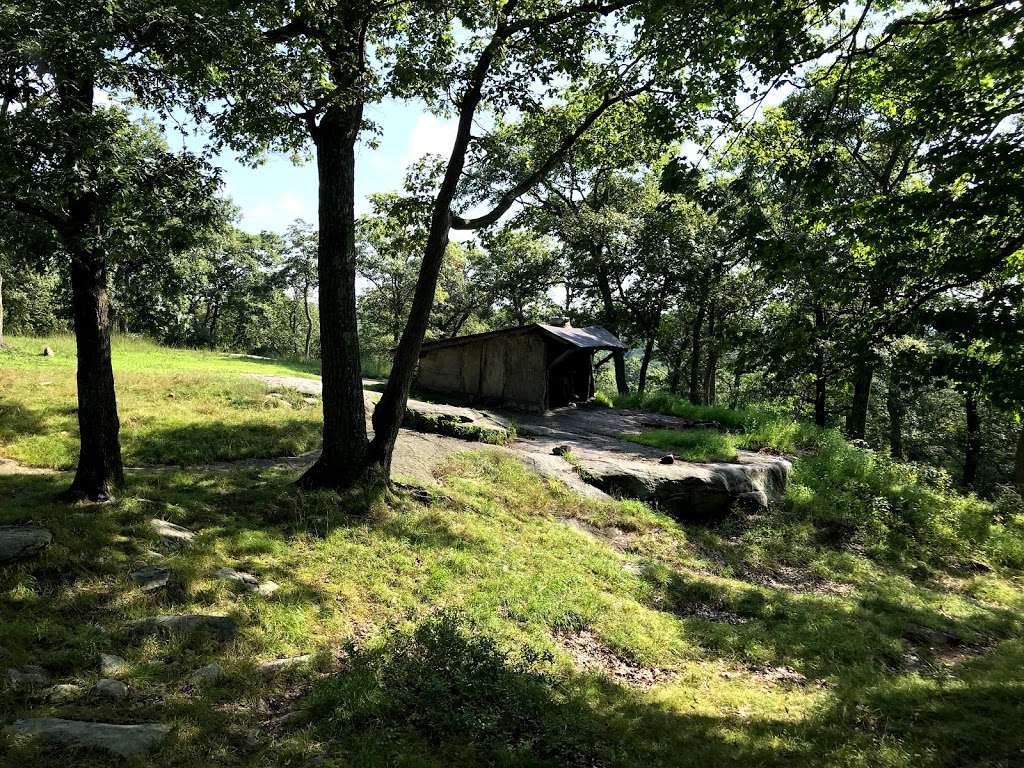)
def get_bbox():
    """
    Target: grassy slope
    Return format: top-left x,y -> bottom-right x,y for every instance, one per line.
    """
1,342 -> 1023,765
0,335 -> 324,468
